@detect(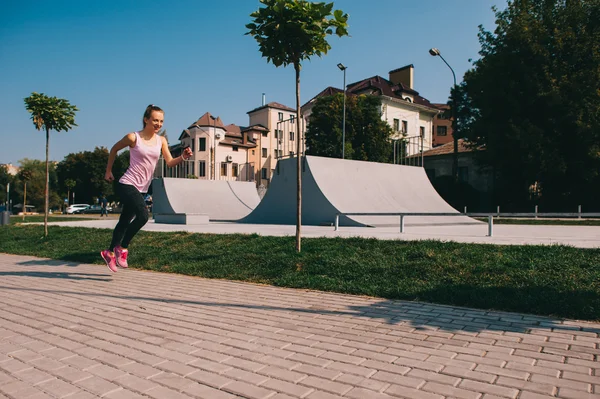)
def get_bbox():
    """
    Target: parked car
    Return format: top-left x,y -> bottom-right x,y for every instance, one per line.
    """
82,205 -> 113,214
66,204 -> 90,214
